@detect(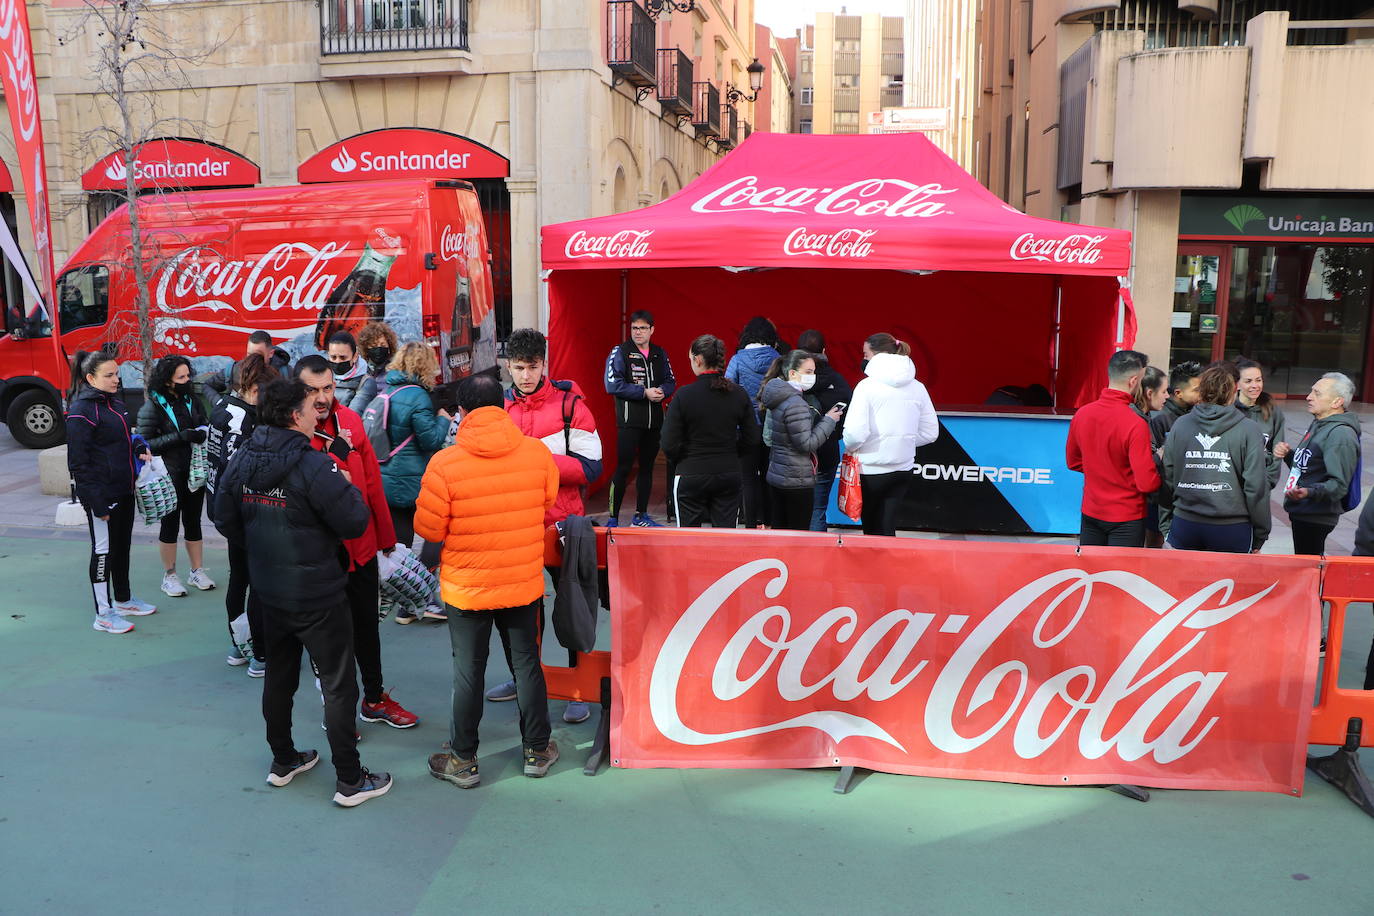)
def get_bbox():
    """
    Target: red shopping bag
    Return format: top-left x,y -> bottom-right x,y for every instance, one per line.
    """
837,452 -> 863,521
